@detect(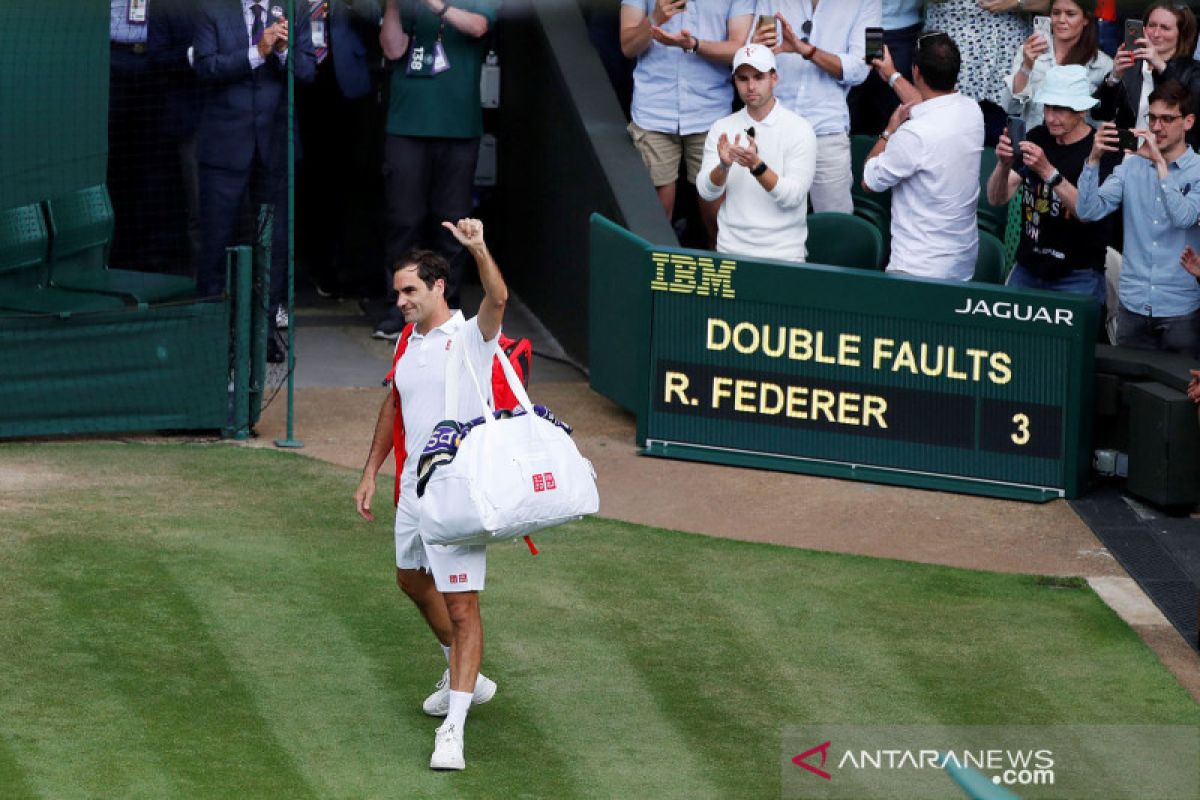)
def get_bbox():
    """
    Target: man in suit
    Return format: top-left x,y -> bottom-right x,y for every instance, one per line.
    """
109,0 -> 175,274
297,1 -> 384,300
193,0 -> 316,327
148,0 -> 205,272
